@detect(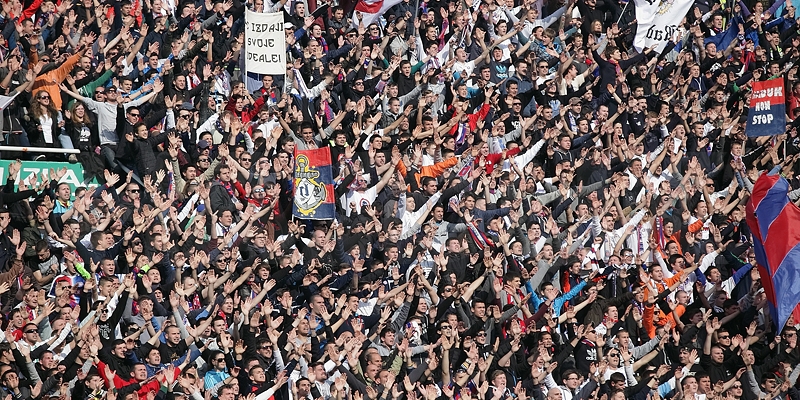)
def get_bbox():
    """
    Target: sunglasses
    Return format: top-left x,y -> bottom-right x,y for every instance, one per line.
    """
179,114 -> 191,119
25,330 -> 38,334
254,188 -> 265,193
241,158 -> 251,162
128,189 -> 140,193
38,95 -> 49,100
129,113 -> 140,117
199,158 -> 210,162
